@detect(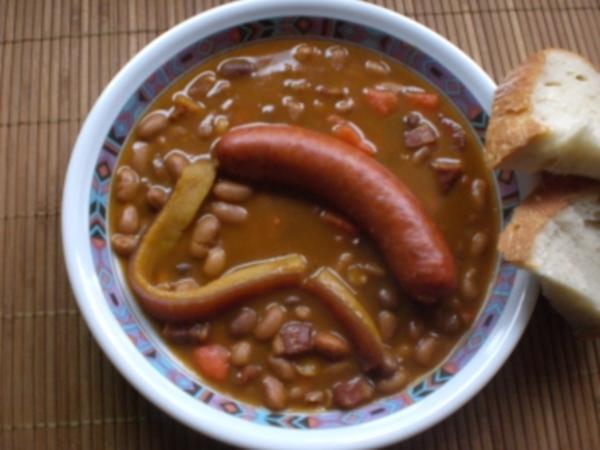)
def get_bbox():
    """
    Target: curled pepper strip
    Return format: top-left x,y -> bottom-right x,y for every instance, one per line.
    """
128,160 -> 308,322
304,267 -> 385,370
